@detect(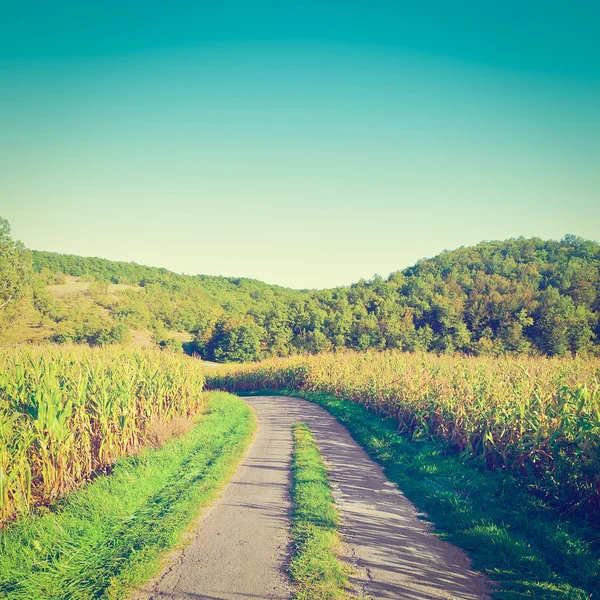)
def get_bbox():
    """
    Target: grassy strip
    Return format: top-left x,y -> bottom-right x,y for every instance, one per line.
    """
290,422 -> 351,600
247,390 -> 600,600
0,391 -> 255,600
